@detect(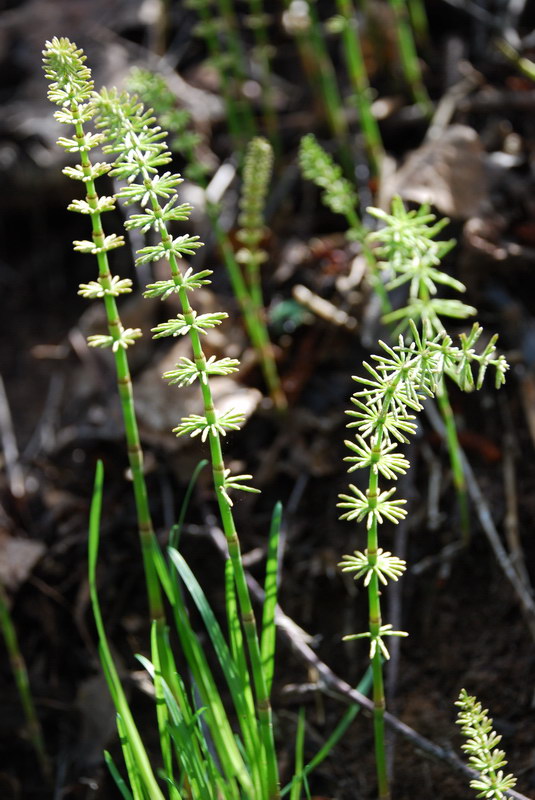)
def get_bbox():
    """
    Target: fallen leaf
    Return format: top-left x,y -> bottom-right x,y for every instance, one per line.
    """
379,125 -> 487,219
0,532 -> 45,592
